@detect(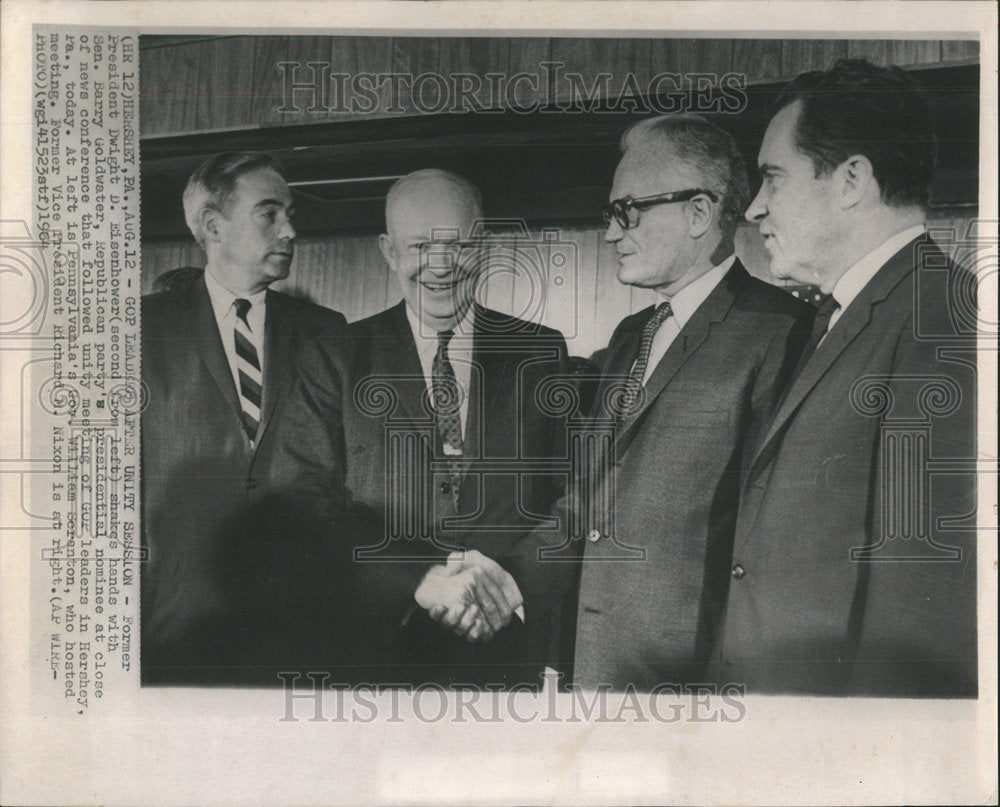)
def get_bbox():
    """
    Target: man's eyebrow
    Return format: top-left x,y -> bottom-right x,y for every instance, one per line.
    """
253,198 -> 287,209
